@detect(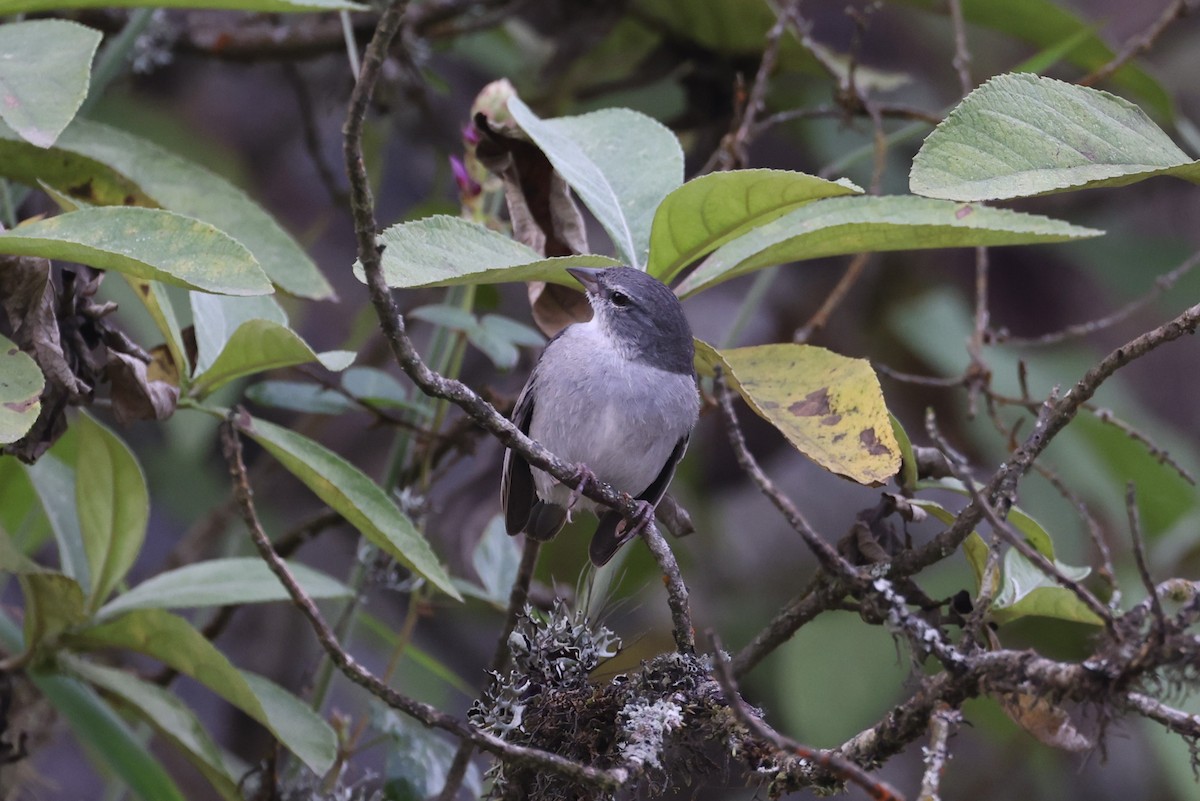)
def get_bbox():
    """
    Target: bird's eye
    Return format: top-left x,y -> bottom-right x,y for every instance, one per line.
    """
610,291 -> 631,307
